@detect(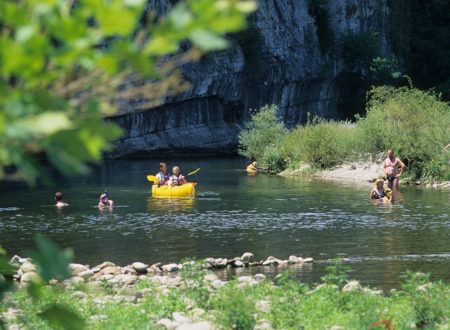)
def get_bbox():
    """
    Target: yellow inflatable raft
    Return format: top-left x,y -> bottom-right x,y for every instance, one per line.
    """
152,182 -> 197,198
